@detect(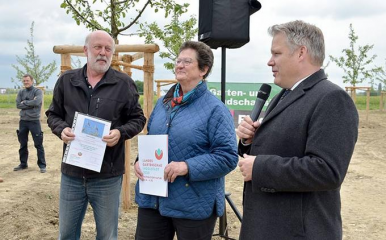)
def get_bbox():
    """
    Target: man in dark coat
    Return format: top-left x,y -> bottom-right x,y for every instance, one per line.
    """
236,20 -> 358,240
